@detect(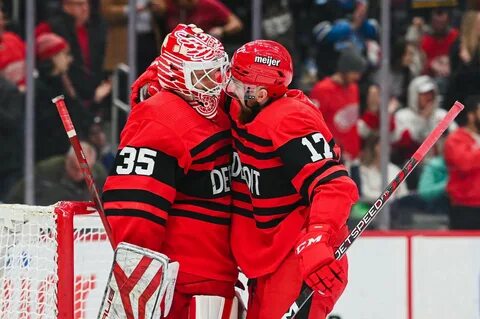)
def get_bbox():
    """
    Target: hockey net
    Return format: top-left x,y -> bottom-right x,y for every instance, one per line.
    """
0,201 -> 113,319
